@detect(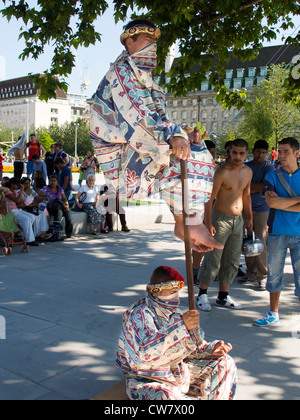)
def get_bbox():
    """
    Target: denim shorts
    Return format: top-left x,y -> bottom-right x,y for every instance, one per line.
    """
267,234 -> 300,297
